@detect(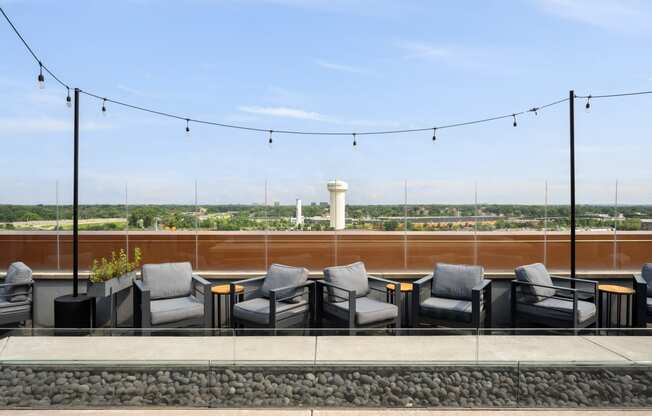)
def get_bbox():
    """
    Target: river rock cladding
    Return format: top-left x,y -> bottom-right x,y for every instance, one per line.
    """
0,365 -> 649,408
